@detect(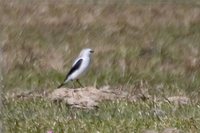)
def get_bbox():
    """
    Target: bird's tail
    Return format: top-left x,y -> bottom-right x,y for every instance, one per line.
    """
57,83 -> 64,88
57,78 -> 70,88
